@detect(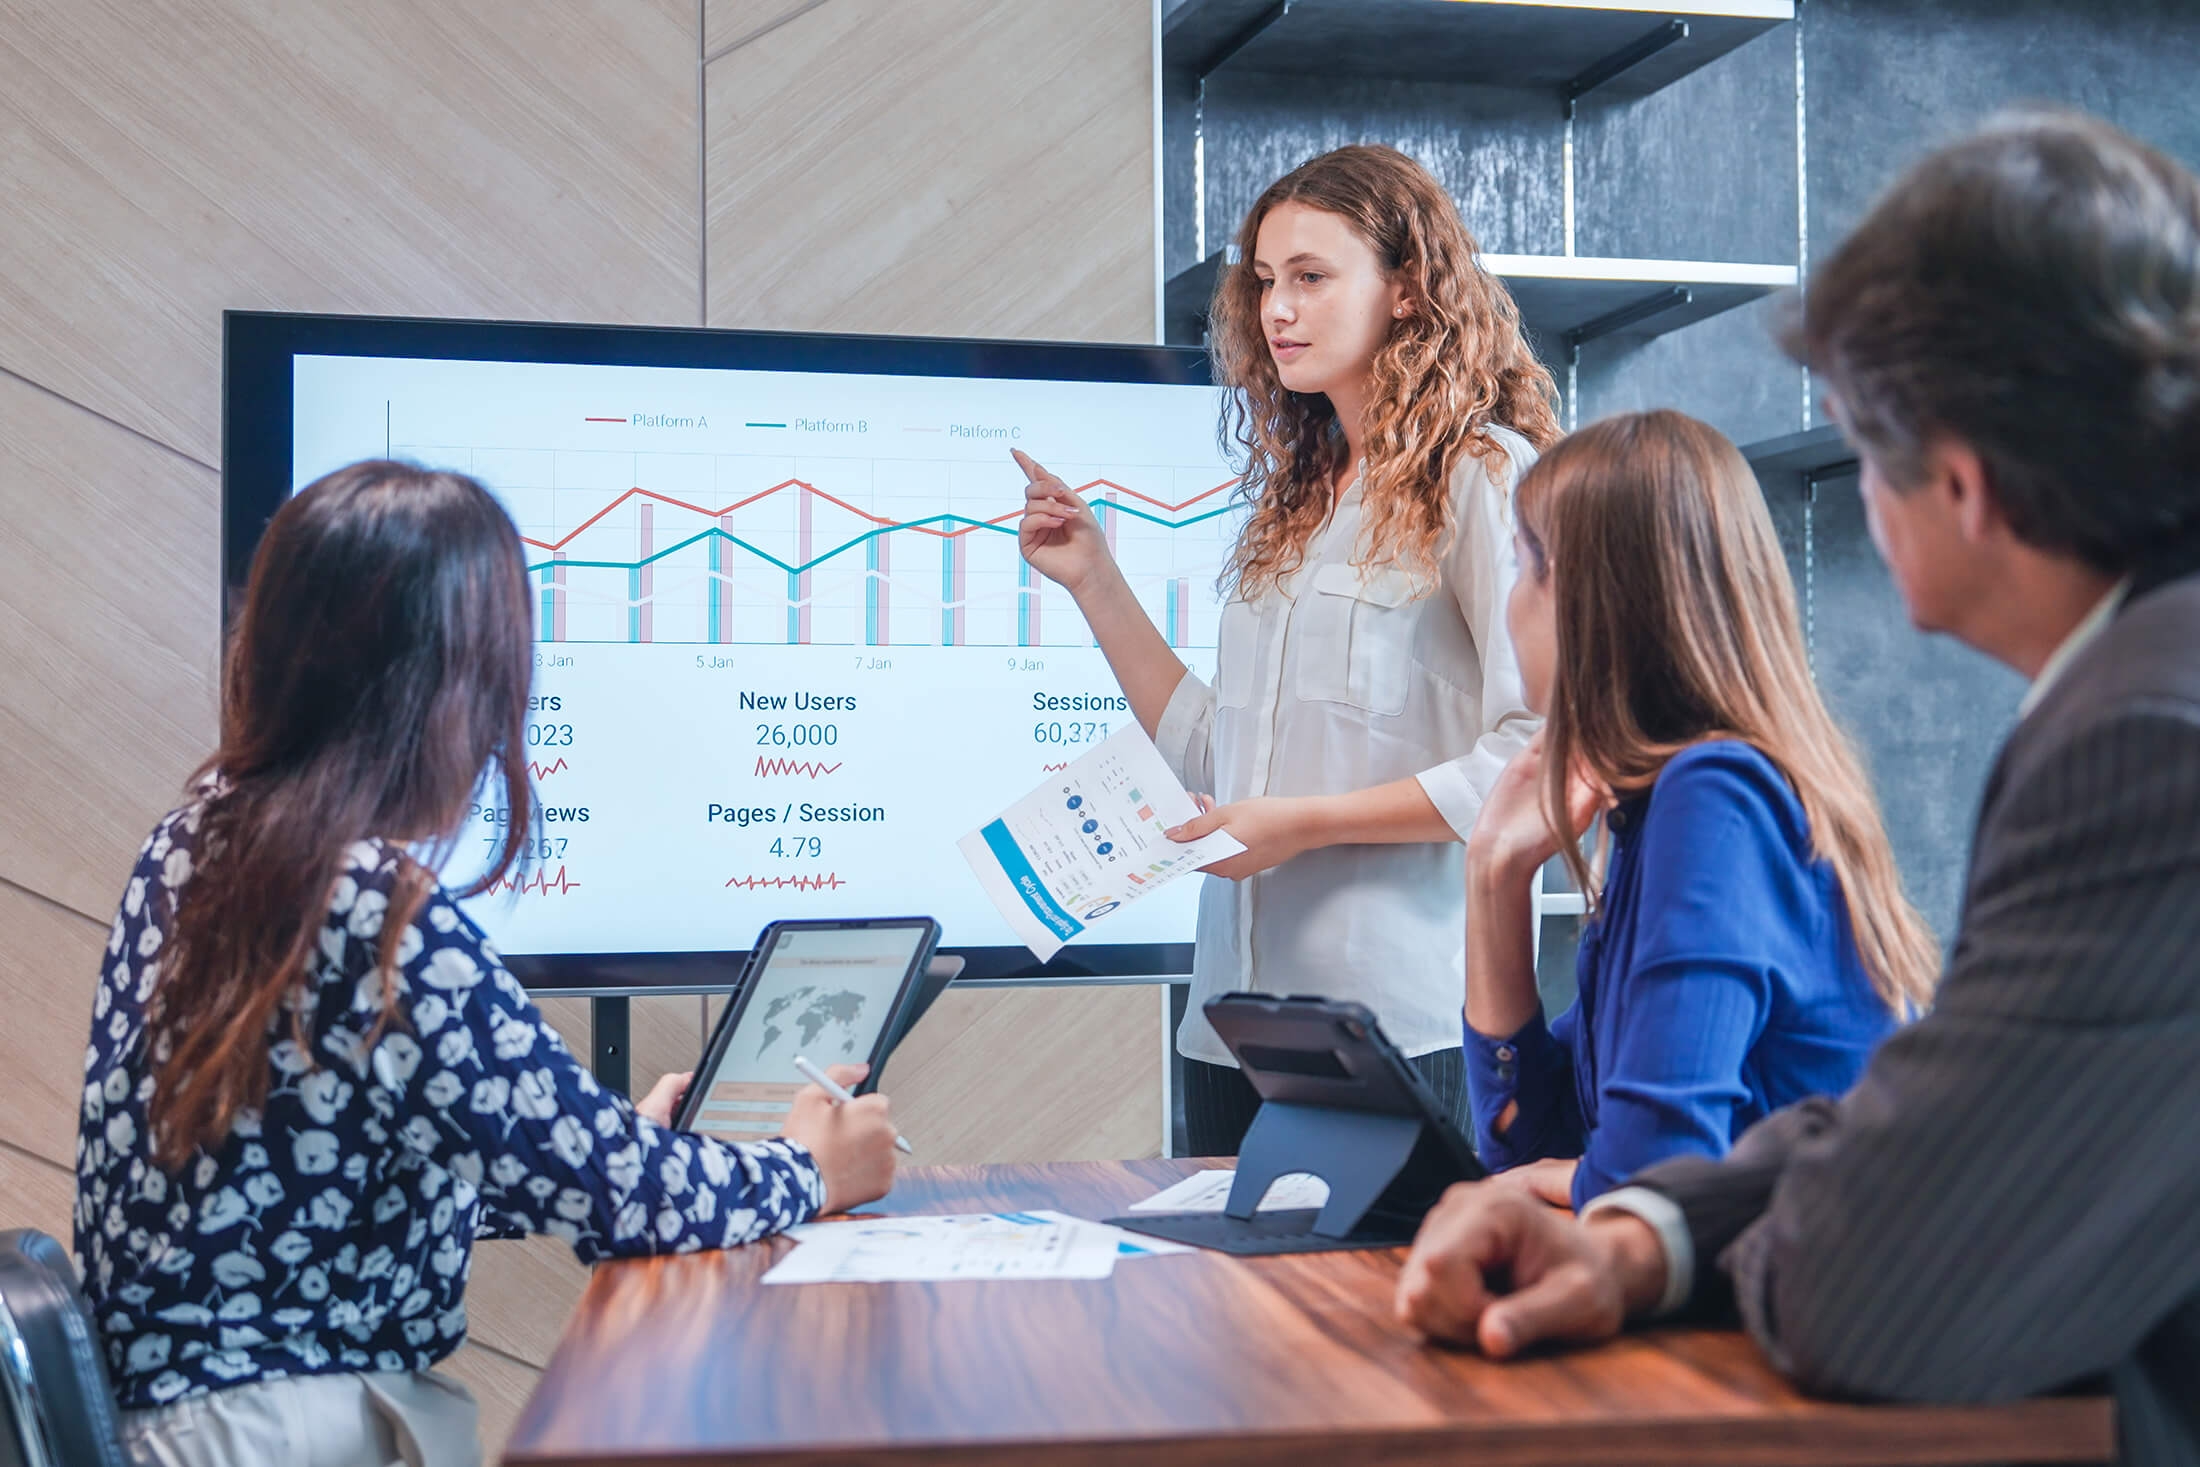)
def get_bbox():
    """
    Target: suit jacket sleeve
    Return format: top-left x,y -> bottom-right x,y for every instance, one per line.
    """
1634,700 -> 2200,1401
